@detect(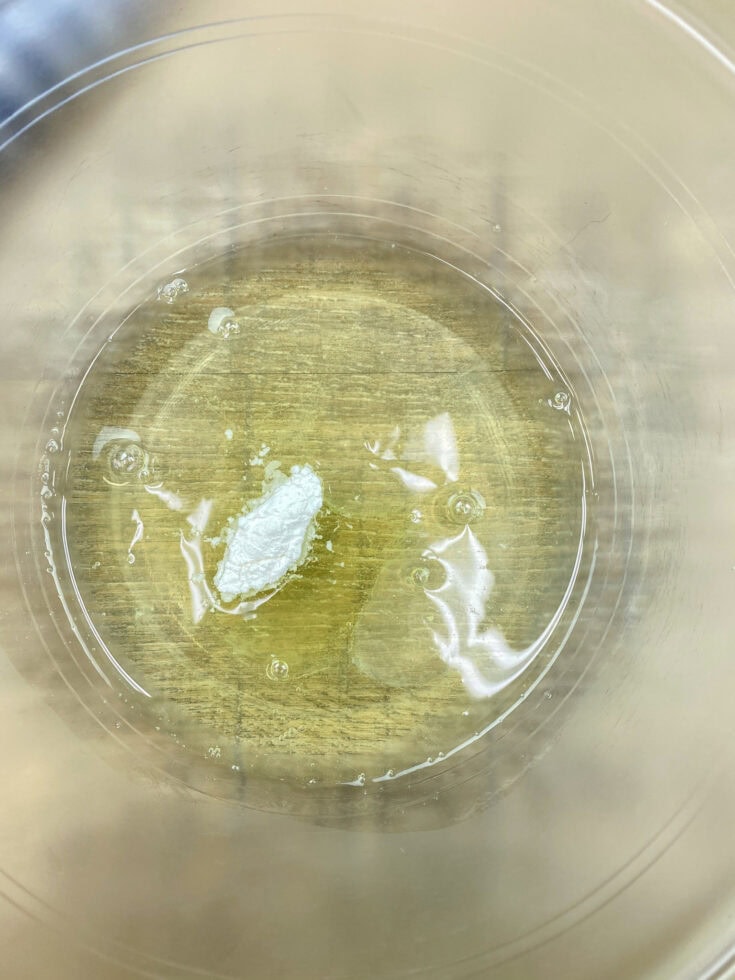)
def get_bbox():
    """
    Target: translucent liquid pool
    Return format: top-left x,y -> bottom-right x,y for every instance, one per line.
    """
56,237 -> 590,788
